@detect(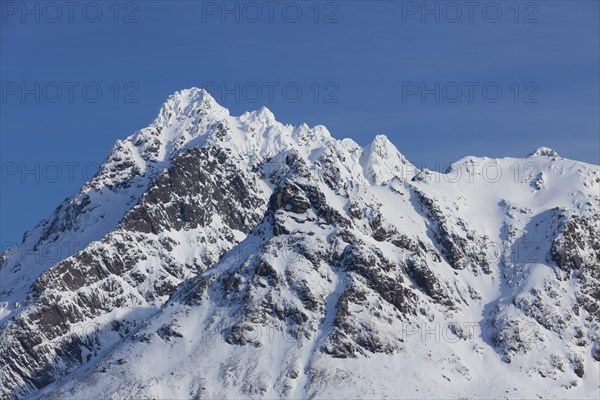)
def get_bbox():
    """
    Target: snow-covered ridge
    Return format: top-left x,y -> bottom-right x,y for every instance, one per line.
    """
1,88 -> 599,400
0,88 -> 415,323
